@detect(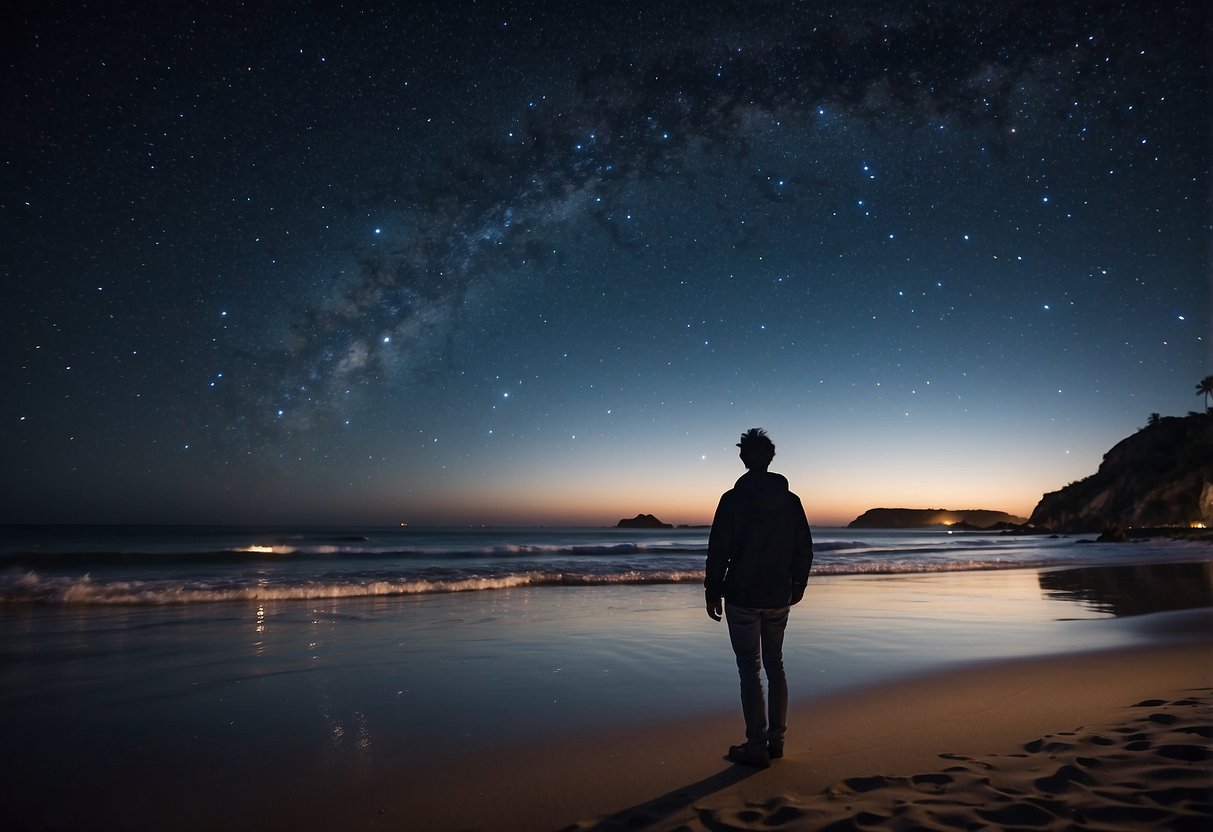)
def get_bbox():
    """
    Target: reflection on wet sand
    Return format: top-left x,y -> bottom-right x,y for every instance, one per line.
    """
1039,561 -> 1213,617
